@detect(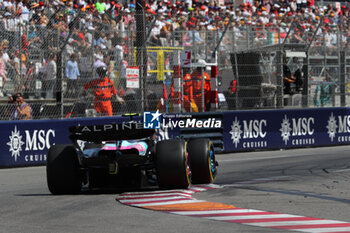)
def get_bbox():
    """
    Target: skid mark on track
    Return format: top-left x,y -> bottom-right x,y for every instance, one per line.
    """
116,183 -> 350,232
